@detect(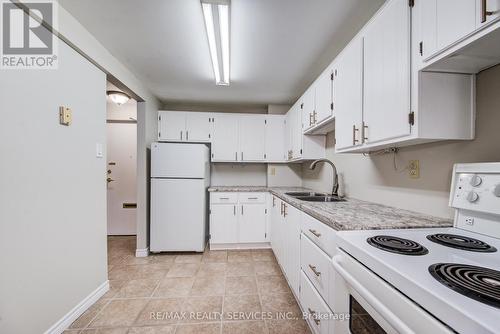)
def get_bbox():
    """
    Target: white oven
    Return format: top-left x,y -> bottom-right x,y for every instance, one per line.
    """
330,249 -> 452,334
